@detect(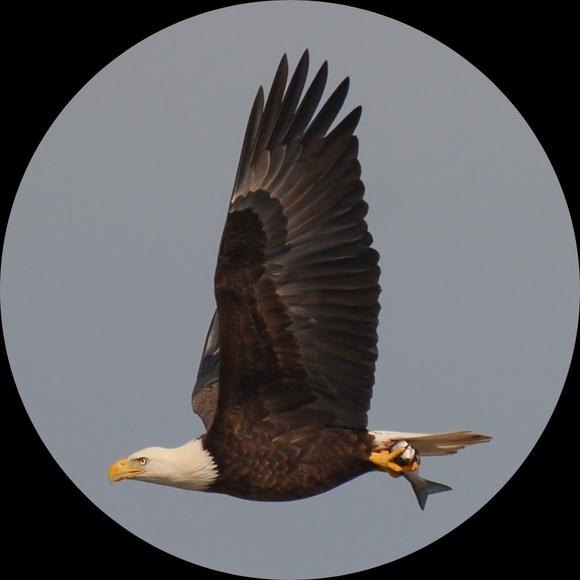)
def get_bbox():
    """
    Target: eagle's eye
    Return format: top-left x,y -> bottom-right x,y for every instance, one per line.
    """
137,457 -> 149,466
